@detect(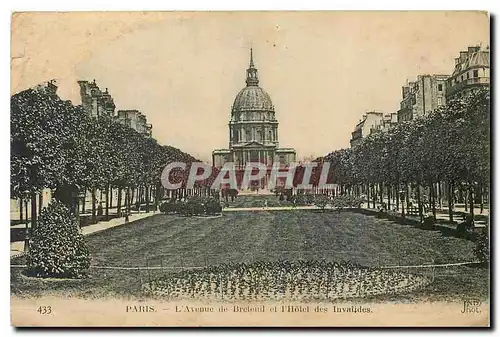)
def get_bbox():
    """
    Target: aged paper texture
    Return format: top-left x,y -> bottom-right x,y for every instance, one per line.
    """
10,11 -> 490,327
